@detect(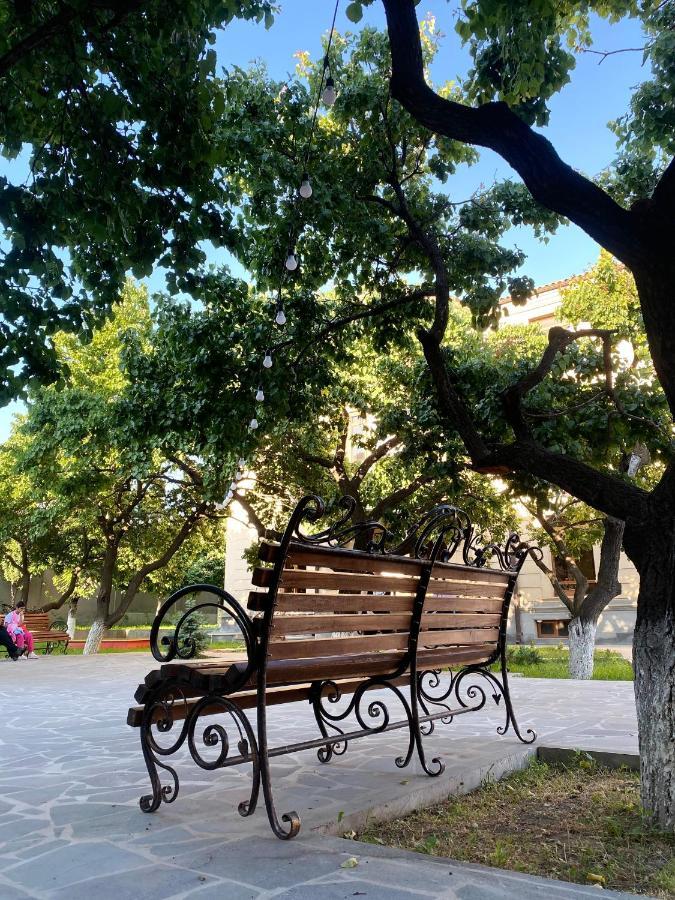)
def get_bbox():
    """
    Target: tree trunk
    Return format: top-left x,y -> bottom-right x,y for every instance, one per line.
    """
83,544 -> 117,655
568,616 -> 597,680
83,617 -> 106,655
629,524 -> 675,829
66,599 -> 78,640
